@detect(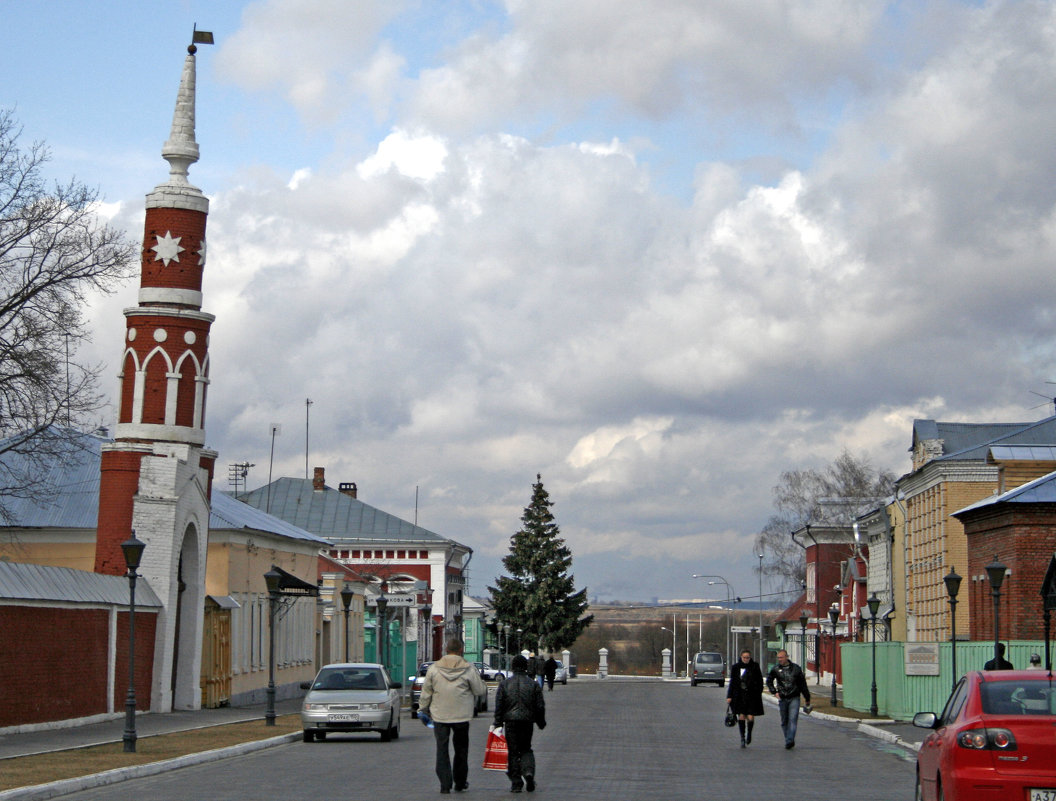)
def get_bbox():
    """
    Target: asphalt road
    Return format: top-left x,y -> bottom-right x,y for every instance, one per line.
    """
48,679 -> 917,801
